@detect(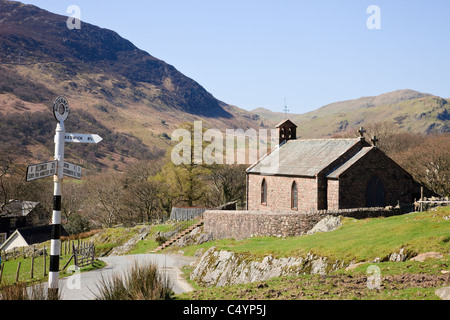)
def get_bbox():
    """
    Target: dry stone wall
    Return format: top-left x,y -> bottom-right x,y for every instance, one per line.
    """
204,207 -> 401,240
